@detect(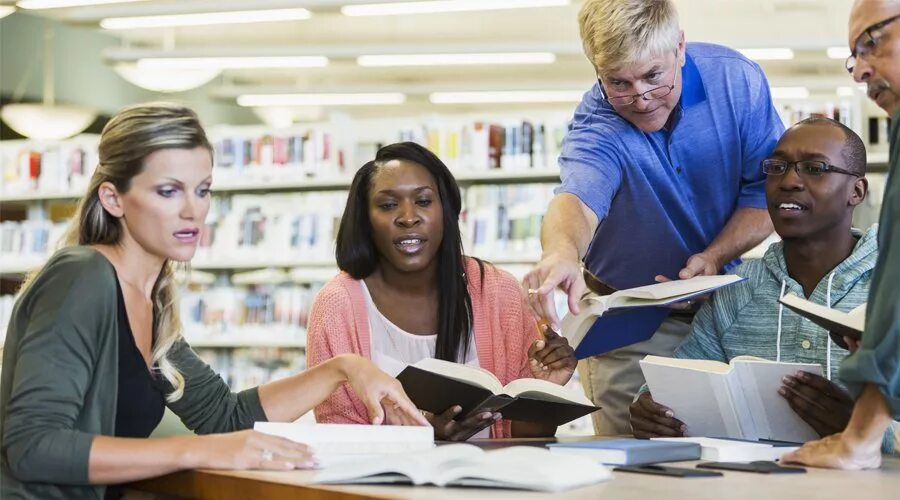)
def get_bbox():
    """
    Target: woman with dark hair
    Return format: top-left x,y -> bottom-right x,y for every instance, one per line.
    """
307,142 -> 577,440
